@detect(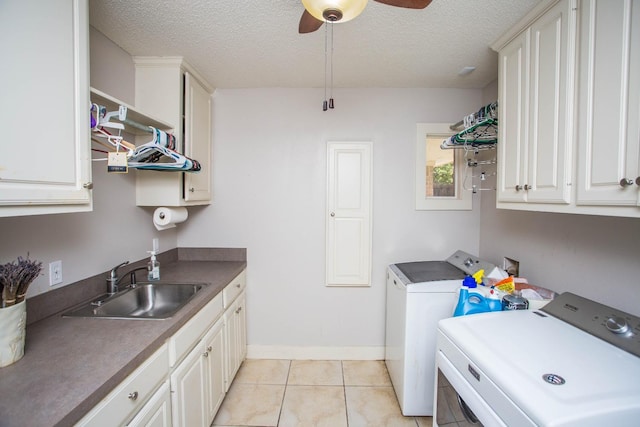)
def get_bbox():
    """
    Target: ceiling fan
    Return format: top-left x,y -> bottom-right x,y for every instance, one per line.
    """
299,0 -> 433,33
